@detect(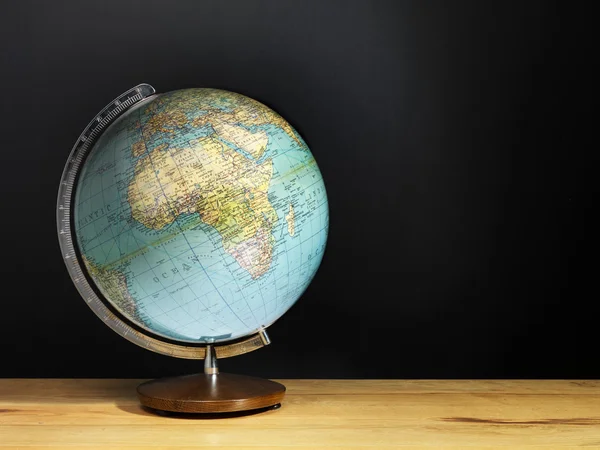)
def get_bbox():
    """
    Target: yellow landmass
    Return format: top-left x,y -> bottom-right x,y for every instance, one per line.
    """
131,140 -> 146,157
212,119 -> 268,159
82,256 -> 141,321
142,110 -> 188,142
229,101 -> 304,148
285,203 -> 295,237
154,89 -> 305,149
127,135 -> 278,279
